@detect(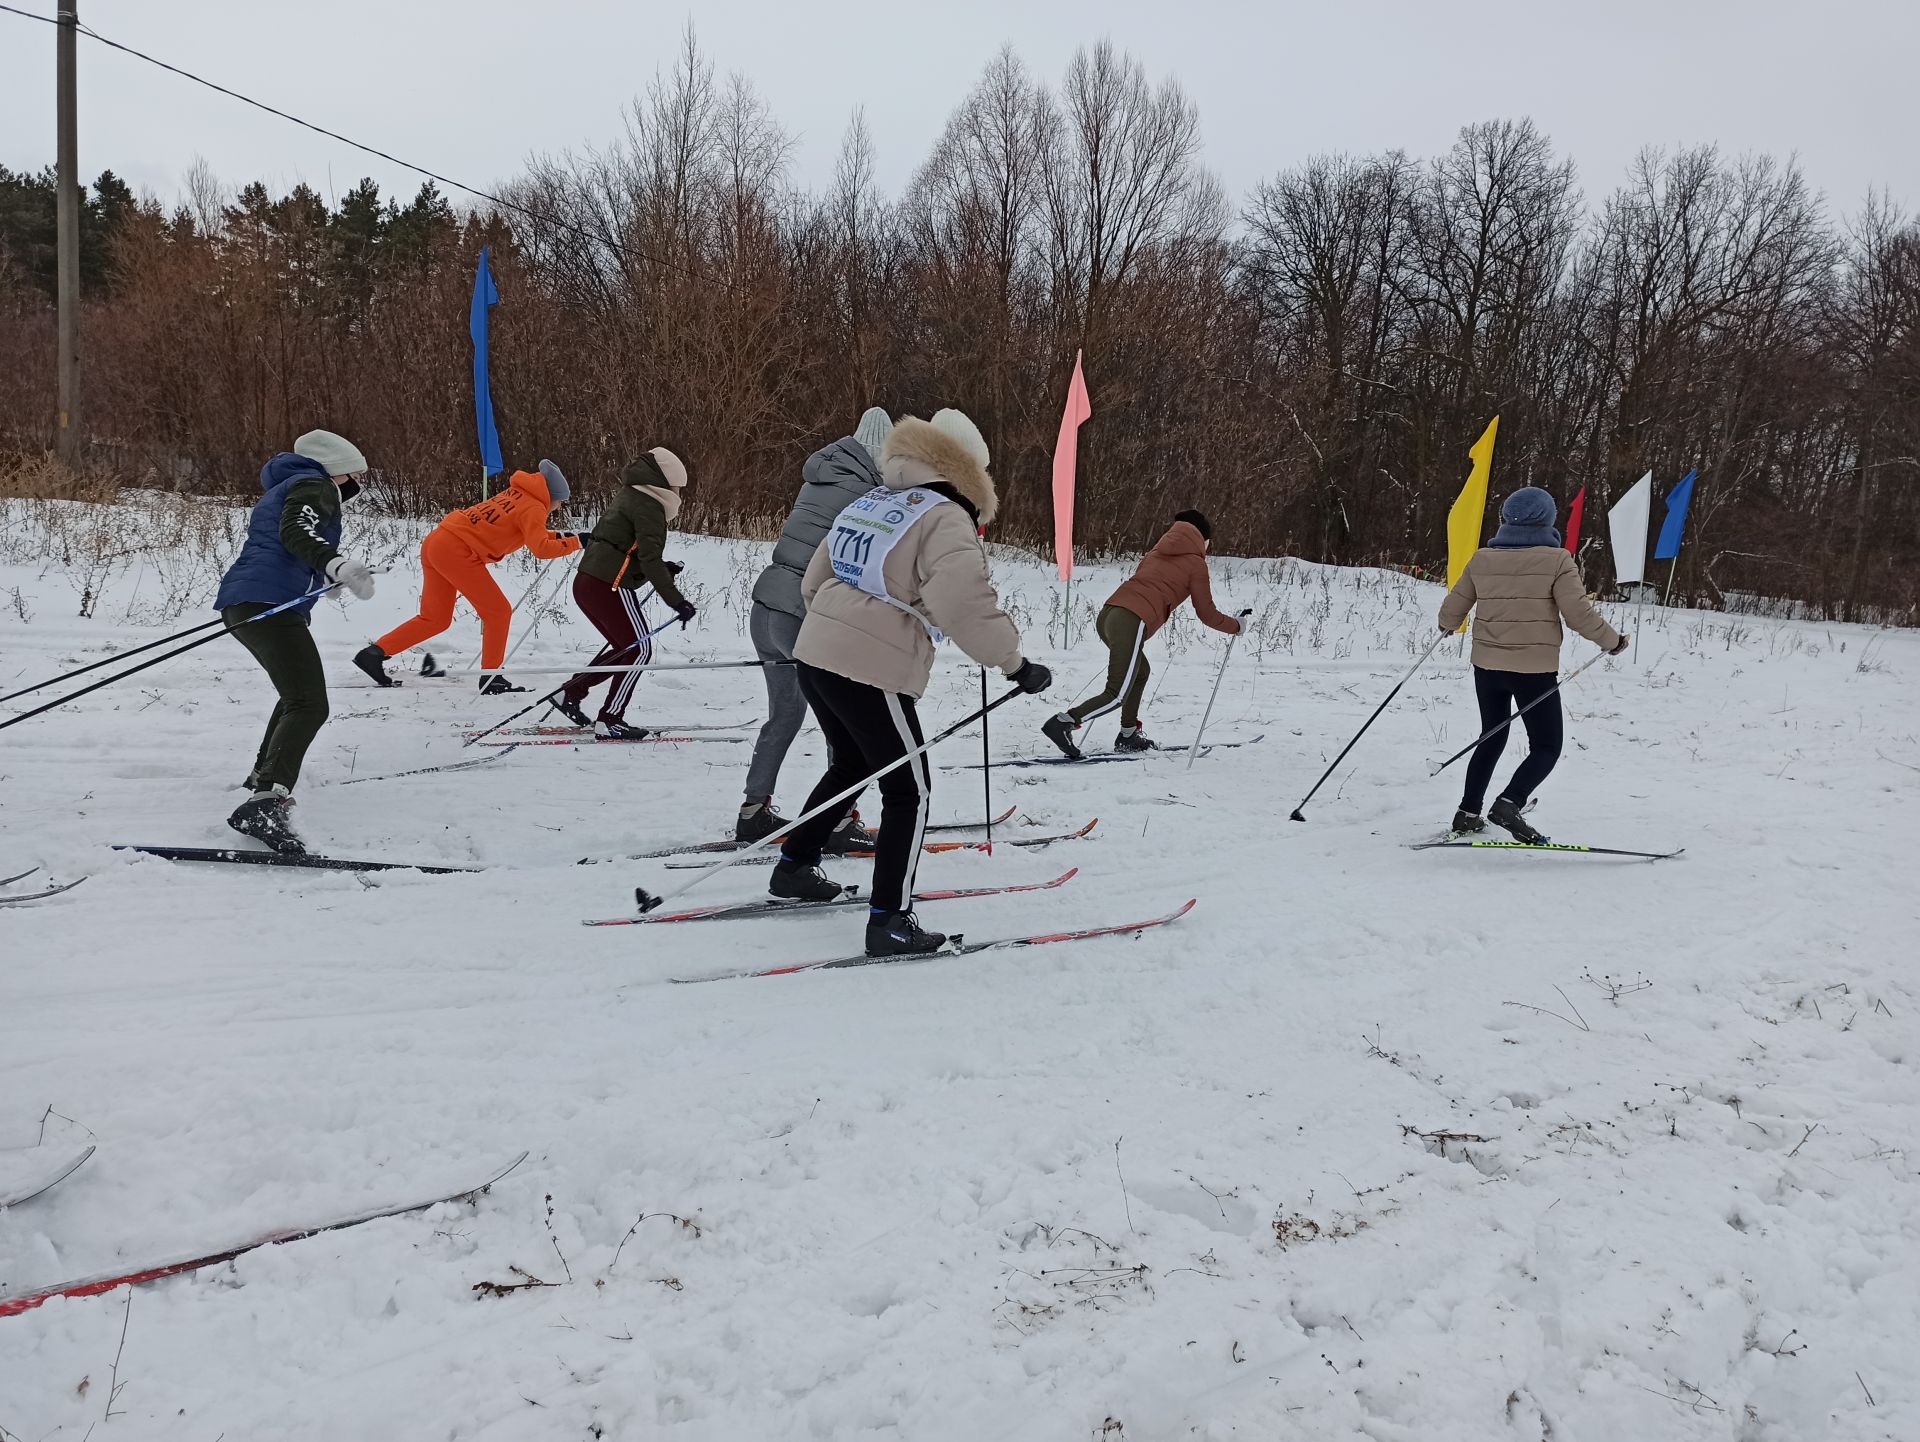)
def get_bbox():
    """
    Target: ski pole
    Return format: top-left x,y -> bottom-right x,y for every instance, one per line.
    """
0,584 -> 341,736
980,668 -> 993,852
464,556 -> 566,673
634,685 -> 1027,913
0,614 -> 233,704
1288,630 -> 1445,821
1187,609 -> 1254,771
1427,647 -> 1610,776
